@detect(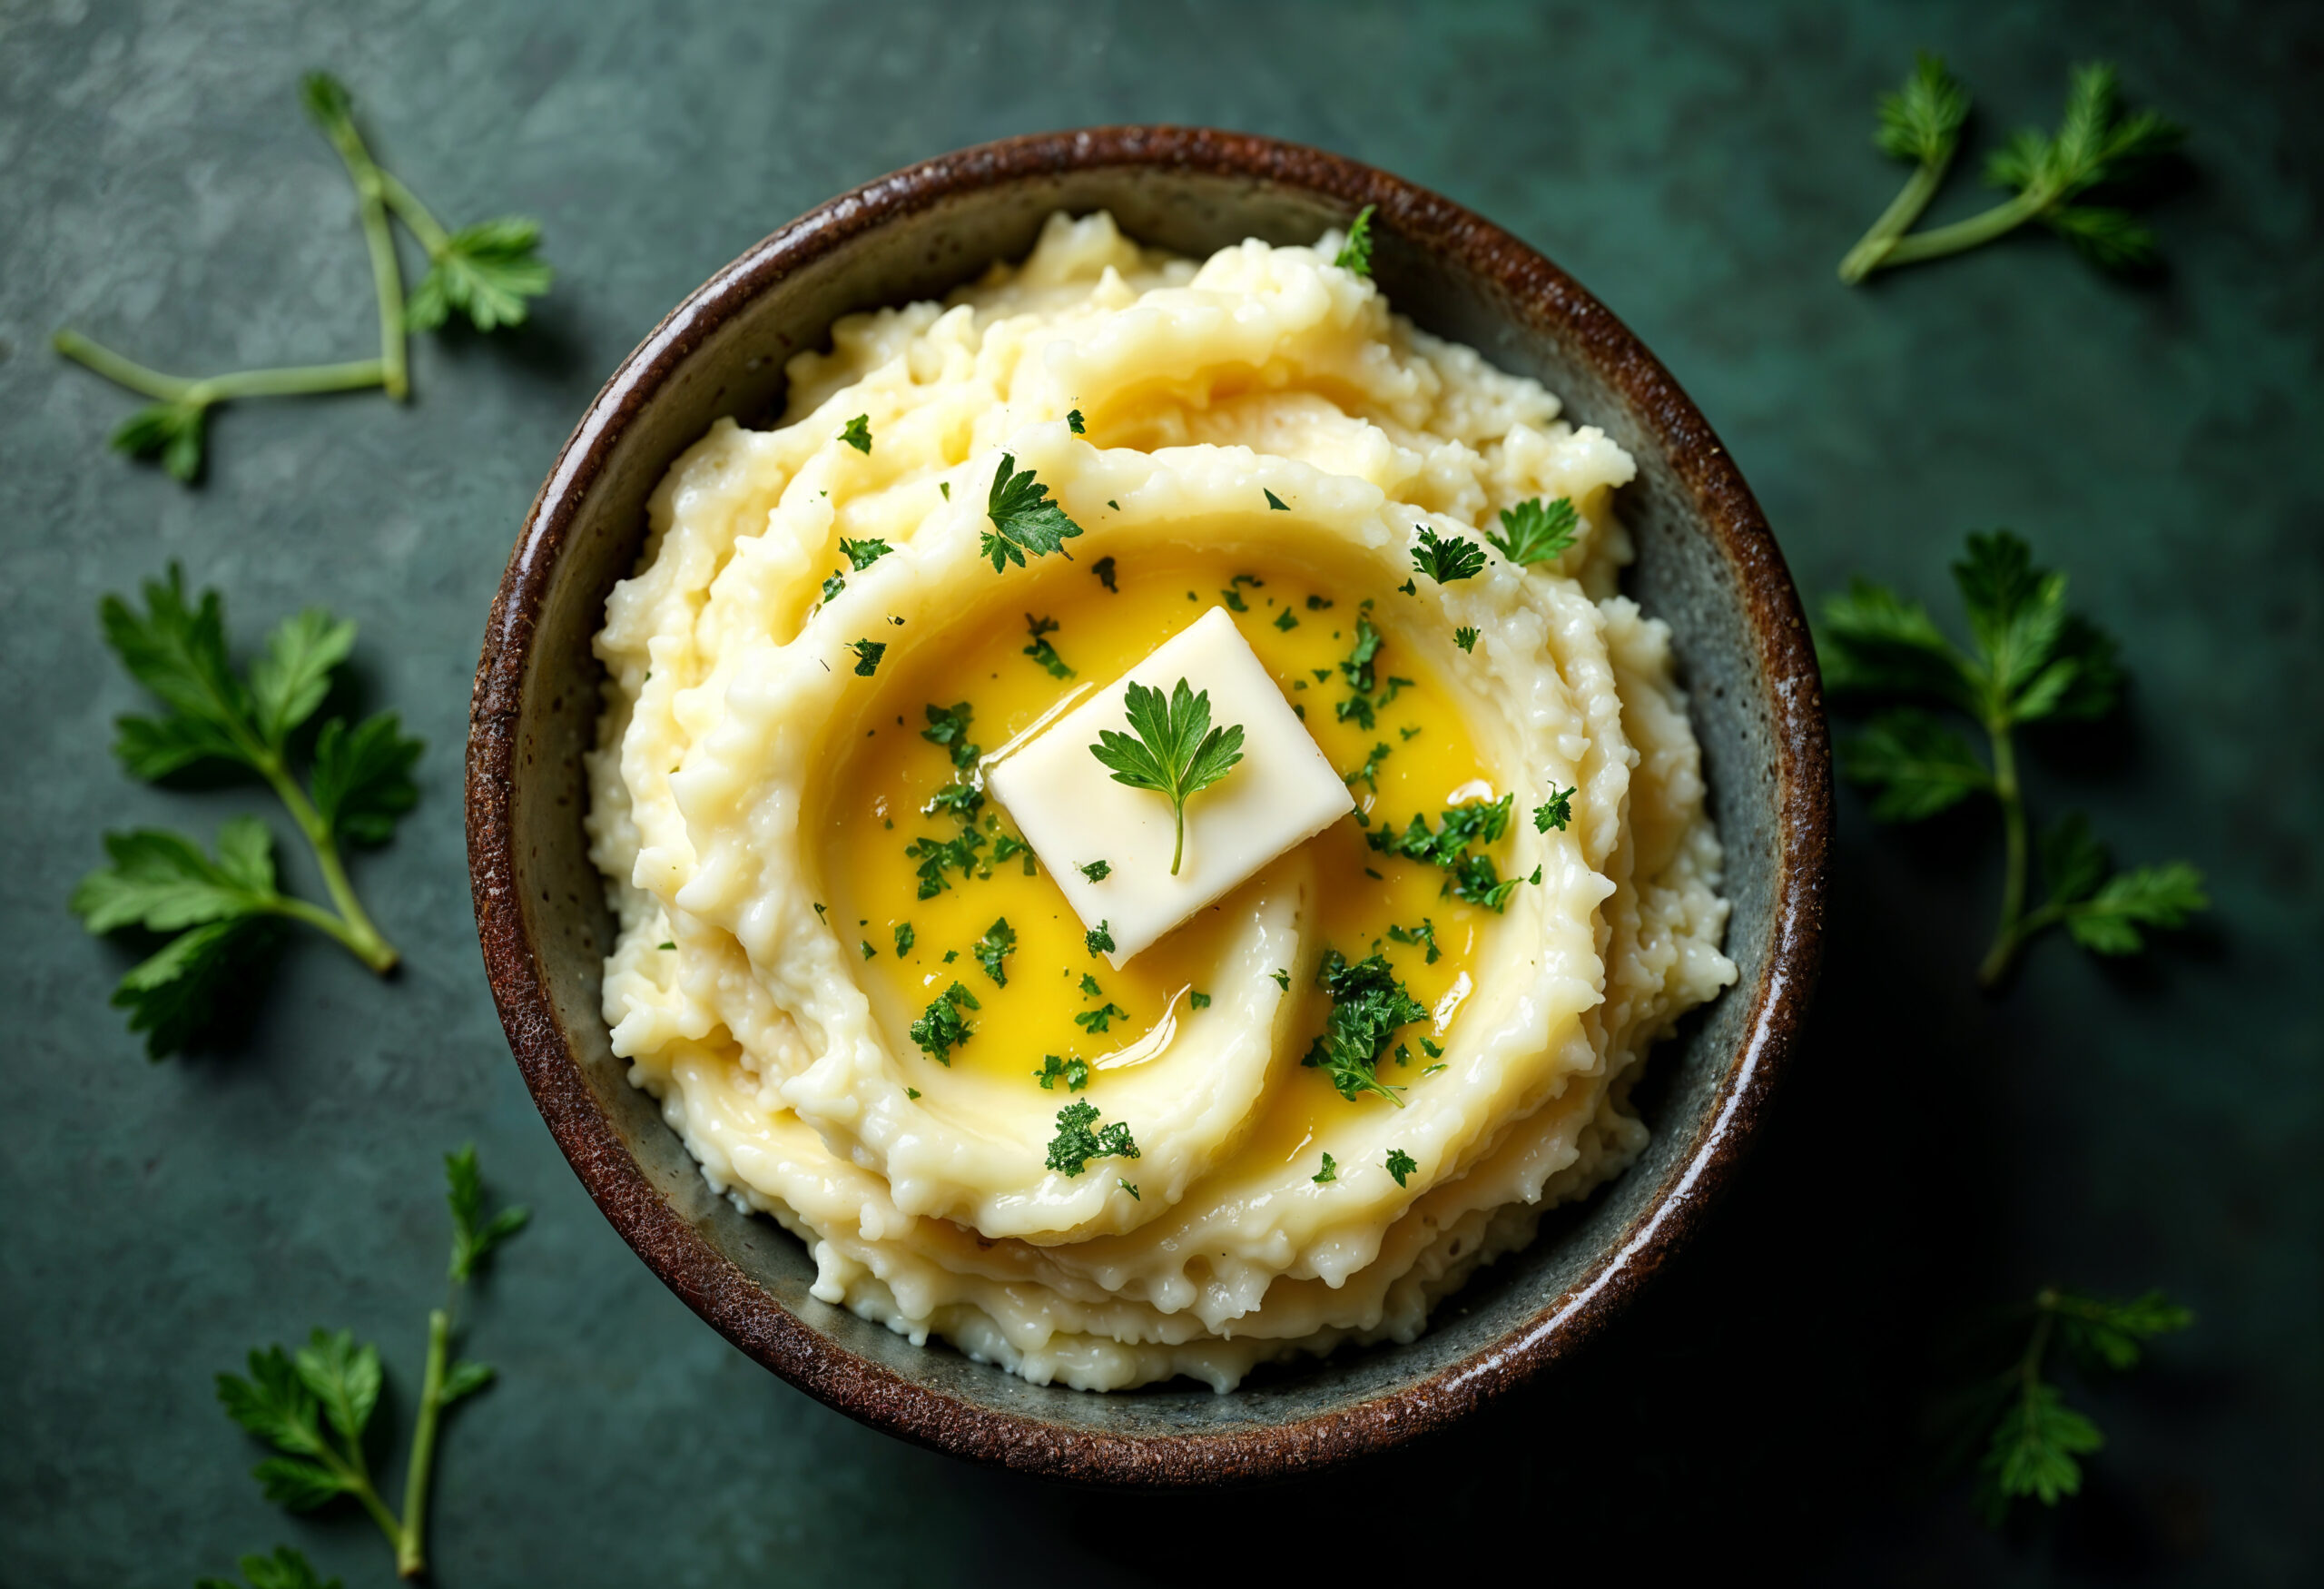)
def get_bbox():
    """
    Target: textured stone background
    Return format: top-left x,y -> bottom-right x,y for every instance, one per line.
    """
1,0 -> 2317,1583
